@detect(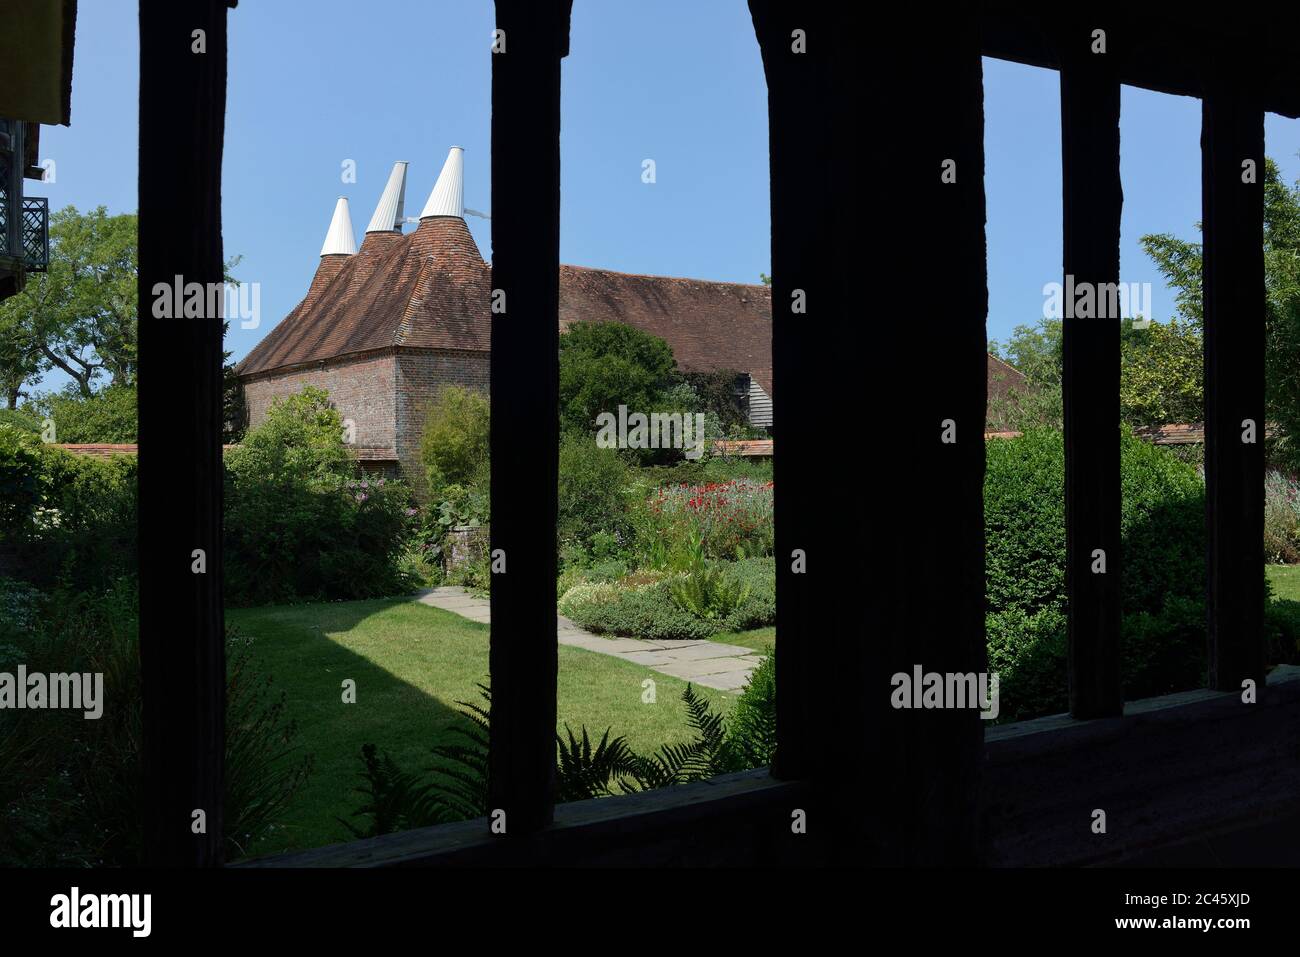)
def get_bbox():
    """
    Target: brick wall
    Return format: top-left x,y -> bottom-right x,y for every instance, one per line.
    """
243,351 -> 398,452
395,349 -> 490,495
